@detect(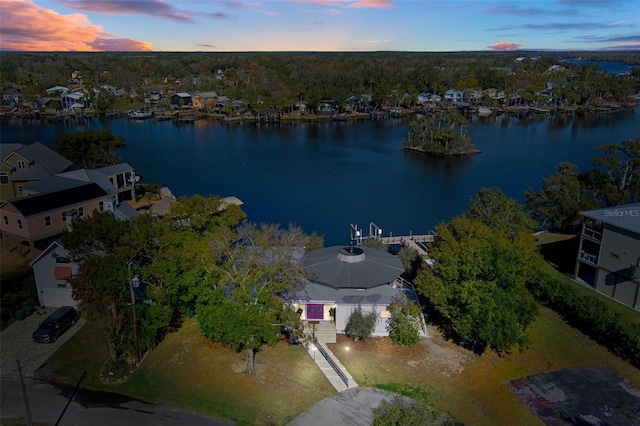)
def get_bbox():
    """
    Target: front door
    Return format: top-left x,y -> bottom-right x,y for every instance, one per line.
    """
306,304 -> 324,320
